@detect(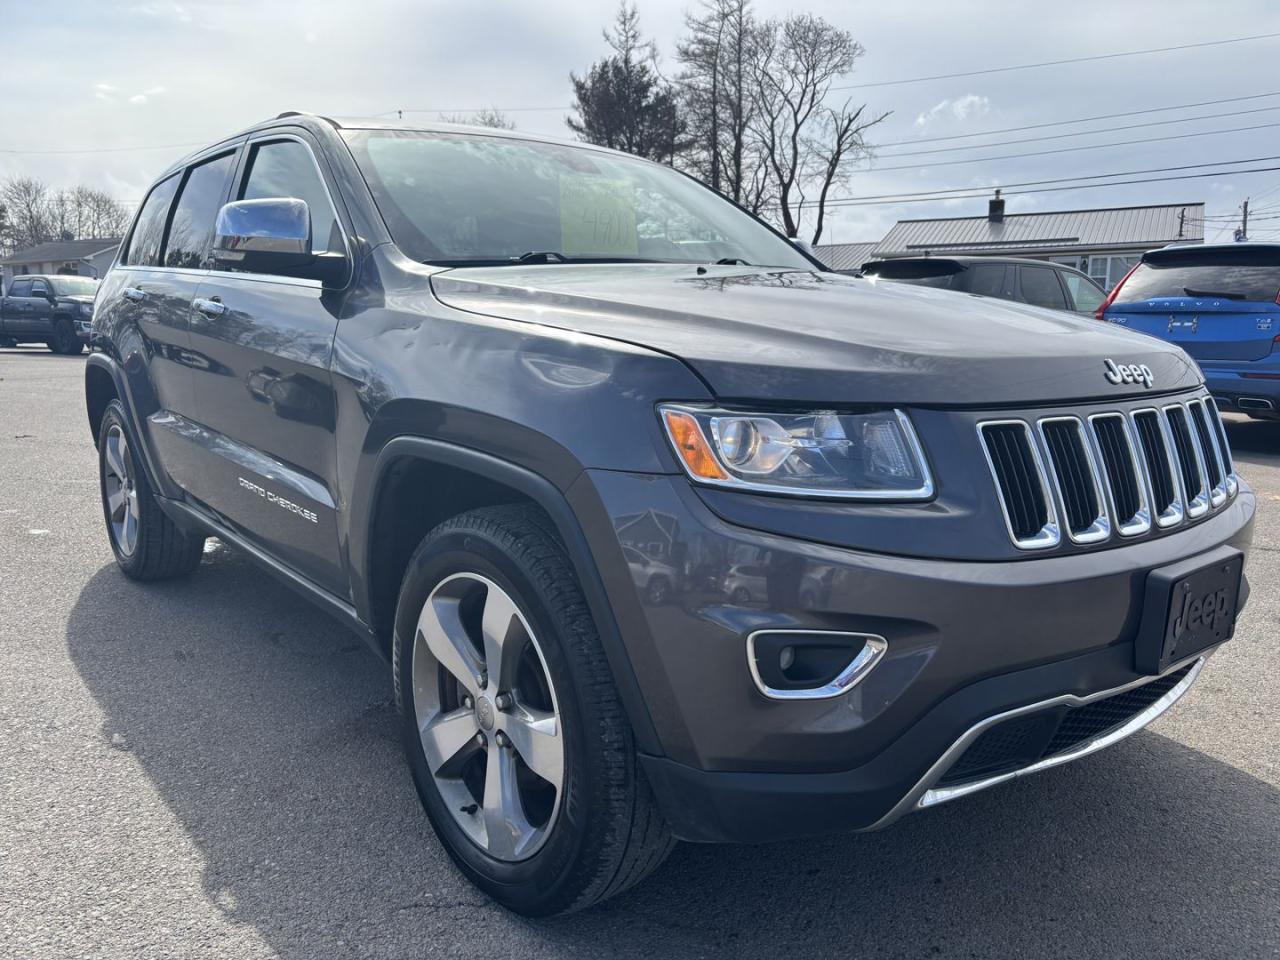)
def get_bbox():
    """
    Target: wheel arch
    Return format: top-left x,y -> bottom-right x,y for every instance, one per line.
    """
358,436 -> 662,756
